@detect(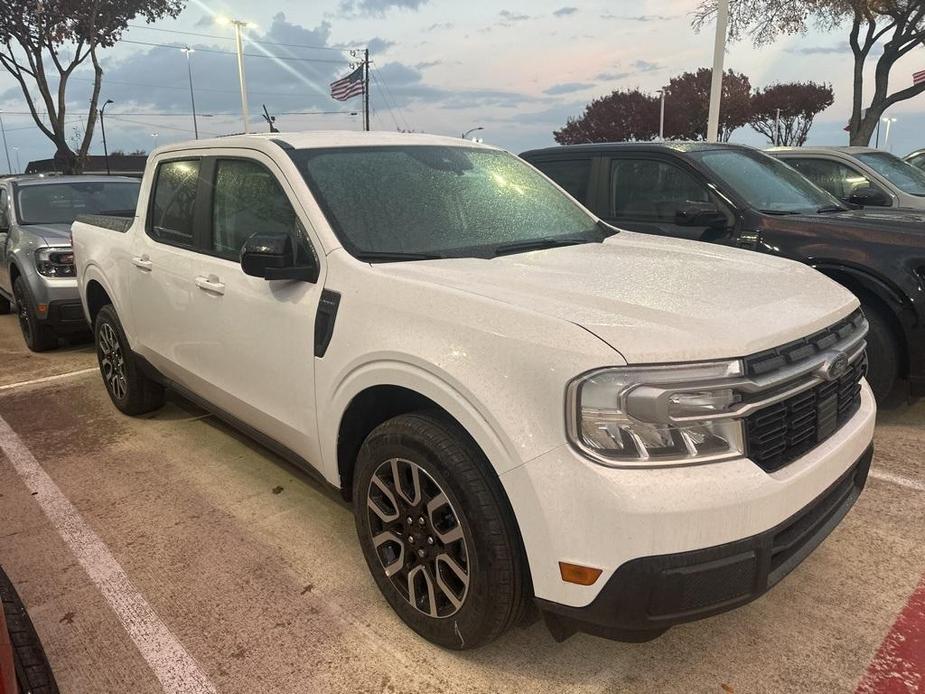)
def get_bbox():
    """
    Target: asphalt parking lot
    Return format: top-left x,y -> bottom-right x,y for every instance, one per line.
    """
0,313 -> 922,693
